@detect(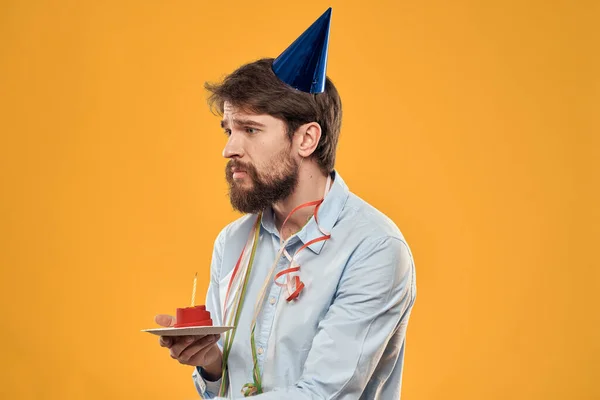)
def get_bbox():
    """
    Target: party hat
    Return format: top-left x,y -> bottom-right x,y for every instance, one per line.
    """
272,8 -> 332,94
